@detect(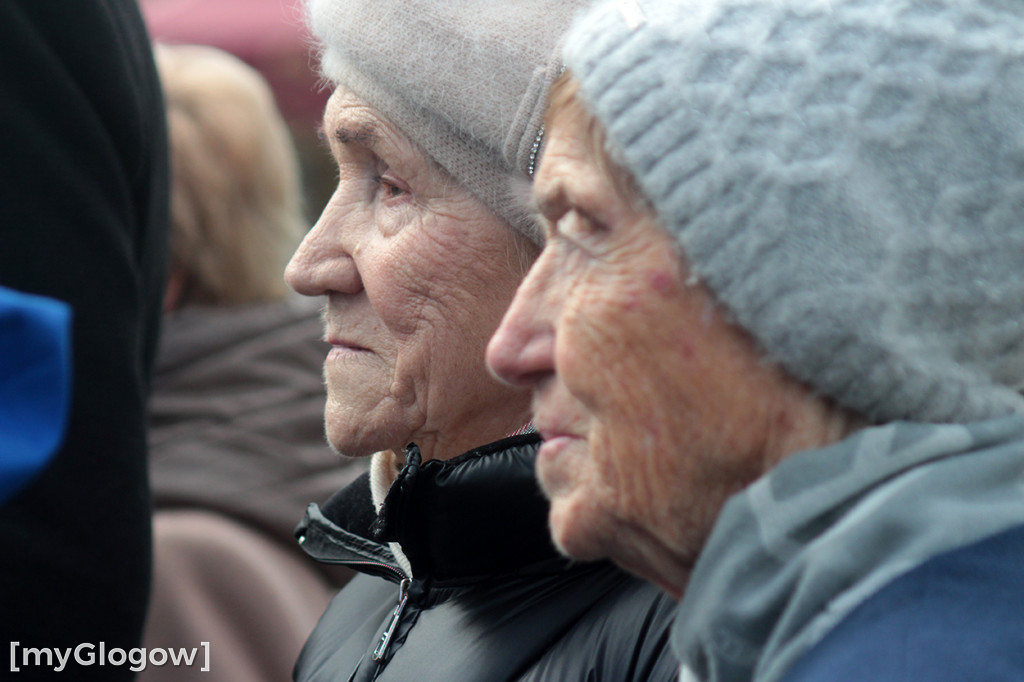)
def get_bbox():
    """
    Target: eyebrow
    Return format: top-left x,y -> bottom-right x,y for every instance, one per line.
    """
334,123 -> 379,148
323,114 -> 447,179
